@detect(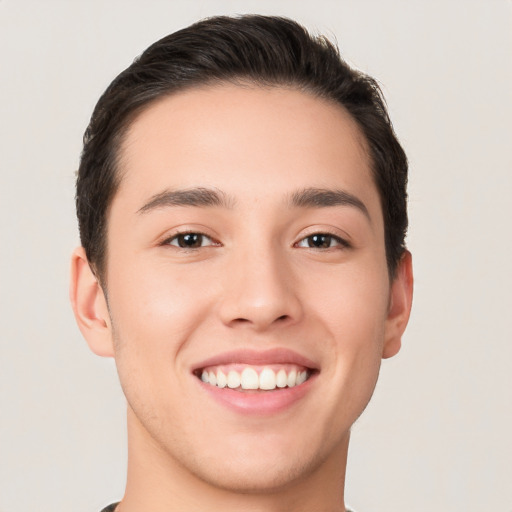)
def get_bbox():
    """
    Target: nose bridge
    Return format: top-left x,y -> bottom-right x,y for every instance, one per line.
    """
218,237 -> 301,330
